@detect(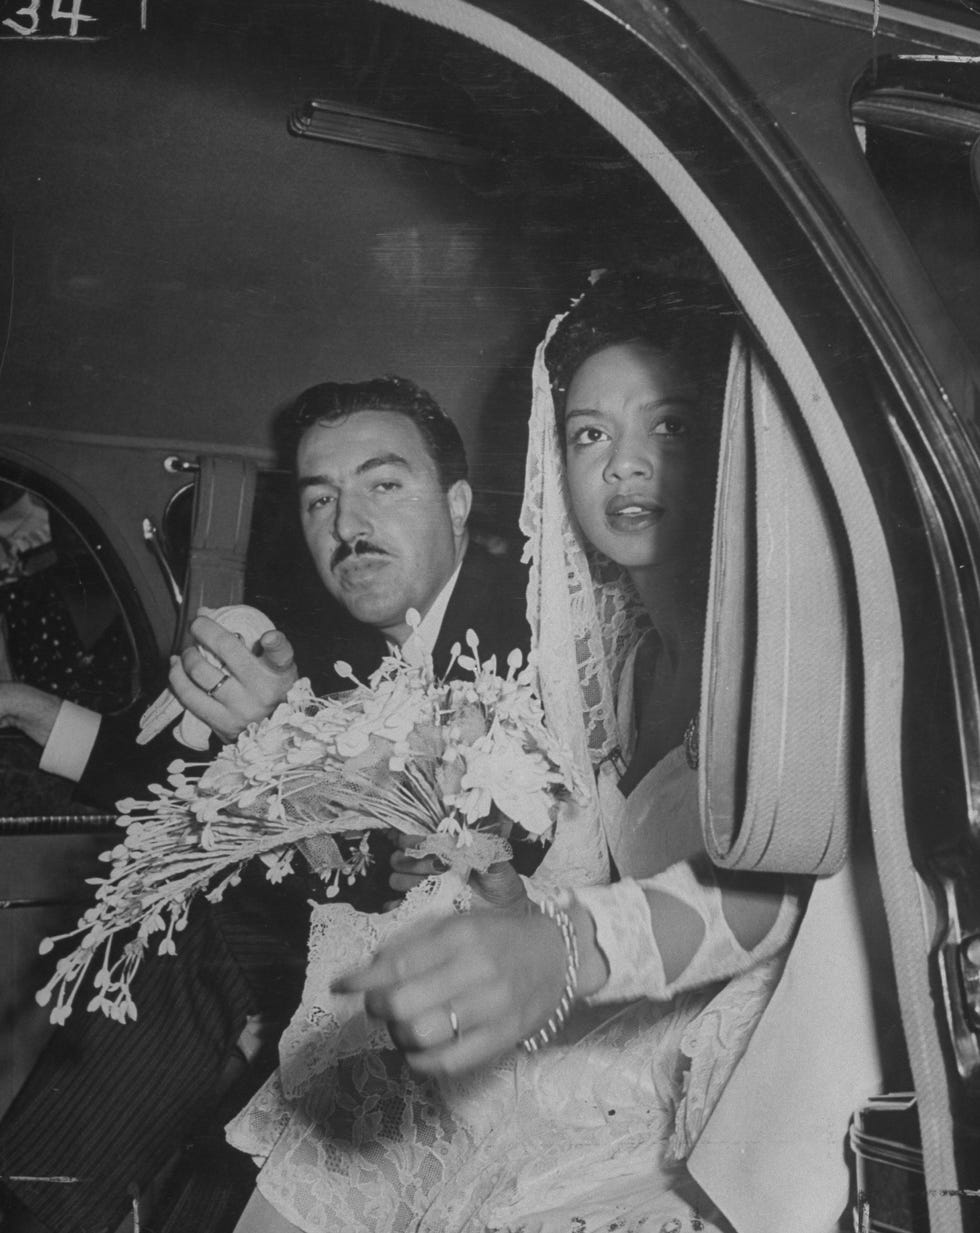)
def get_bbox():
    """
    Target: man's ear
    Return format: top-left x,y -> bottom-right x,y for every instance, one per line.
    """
447,480 -> 472,540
